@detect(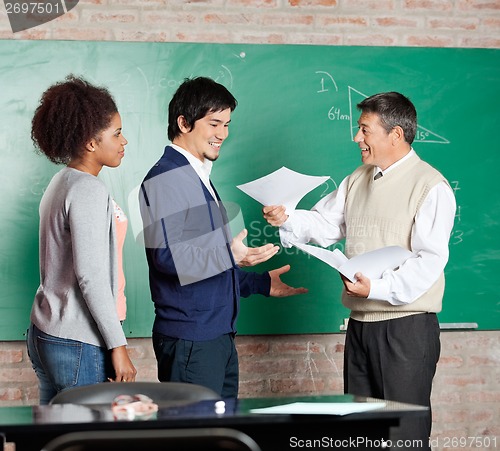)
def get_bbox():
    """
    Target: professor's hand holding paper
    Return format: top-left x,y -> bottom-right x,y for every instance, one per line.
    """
238,168 -> 414,294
